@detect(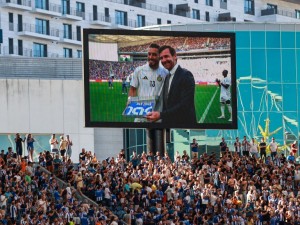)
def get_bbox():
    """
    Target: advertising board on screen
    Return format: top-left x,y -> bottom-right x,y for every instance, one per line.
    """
83,29 -> 237,129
